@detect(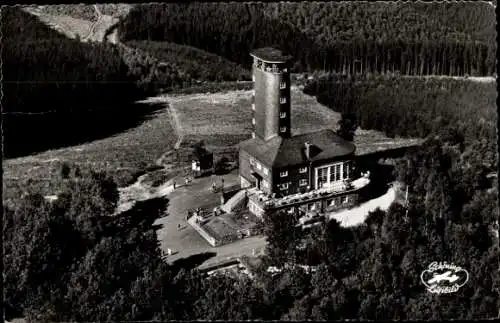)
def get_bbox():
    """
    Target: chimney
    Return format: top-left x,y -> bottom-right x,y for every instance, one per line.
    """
304,142 -> 311,160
